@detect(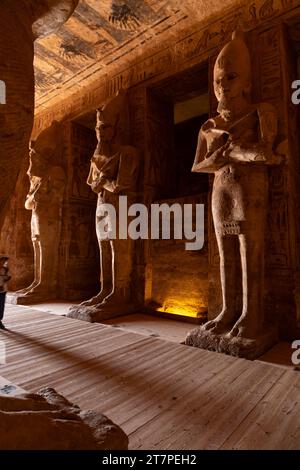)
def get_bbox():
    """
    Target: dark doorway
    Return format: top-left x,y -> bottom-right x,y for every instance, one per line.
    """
149,62 -> 209,200
174,98 -> 209,198
145,63 -> 210,321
